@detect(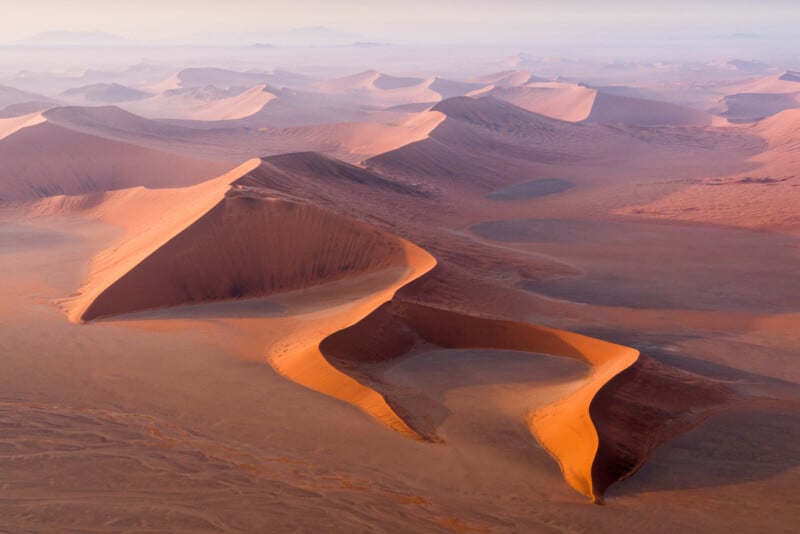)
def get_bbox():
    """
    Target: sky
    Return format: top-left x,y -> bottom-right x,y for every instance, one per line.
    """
2,0 -> 799,56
